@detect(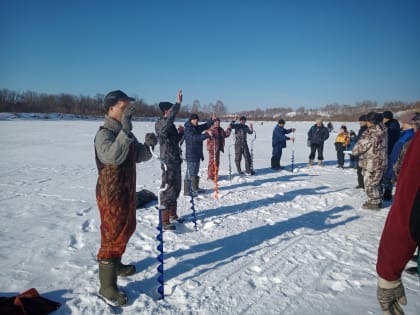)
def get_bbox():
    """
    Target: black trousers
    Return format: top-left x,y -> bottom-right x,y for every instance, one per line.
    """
309,143 -> 324,160
336,150 -> 345,166
160,163 -> 182,209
